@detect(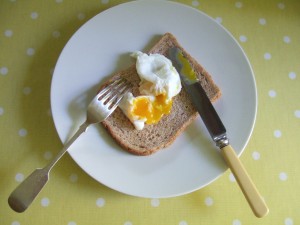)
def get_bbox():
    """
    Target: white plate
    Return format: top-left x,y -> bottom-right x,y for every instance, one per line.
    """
51,1 -> 257,198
